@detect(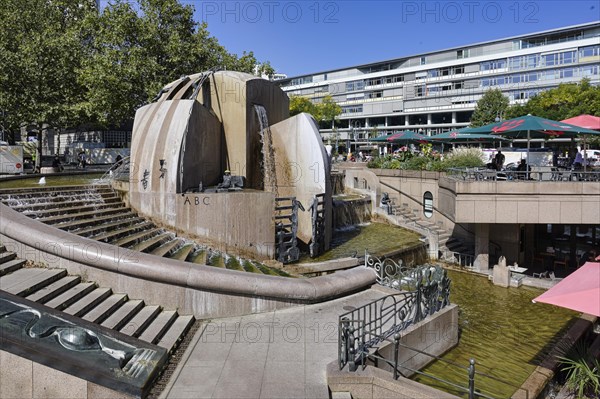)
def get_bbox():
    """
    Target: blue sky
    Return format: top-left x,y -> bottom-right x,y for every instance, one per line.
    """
191,0 -> 599,77
101,1 -> 599,77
